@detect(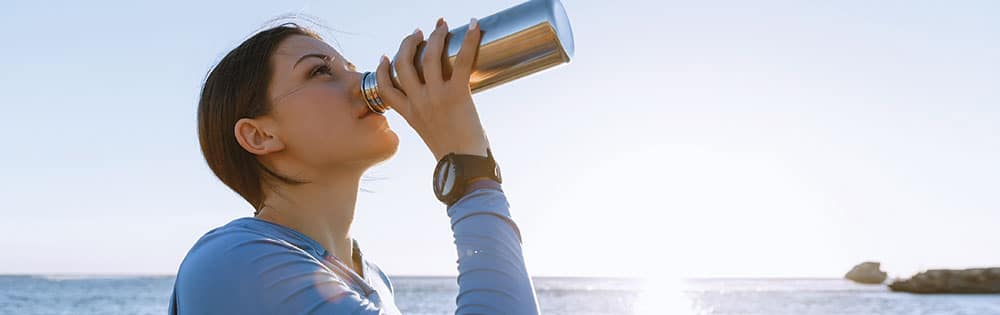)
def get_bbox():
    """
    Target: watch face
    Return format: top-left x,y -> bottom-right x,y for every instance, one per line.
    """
435,158 -> 457,196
